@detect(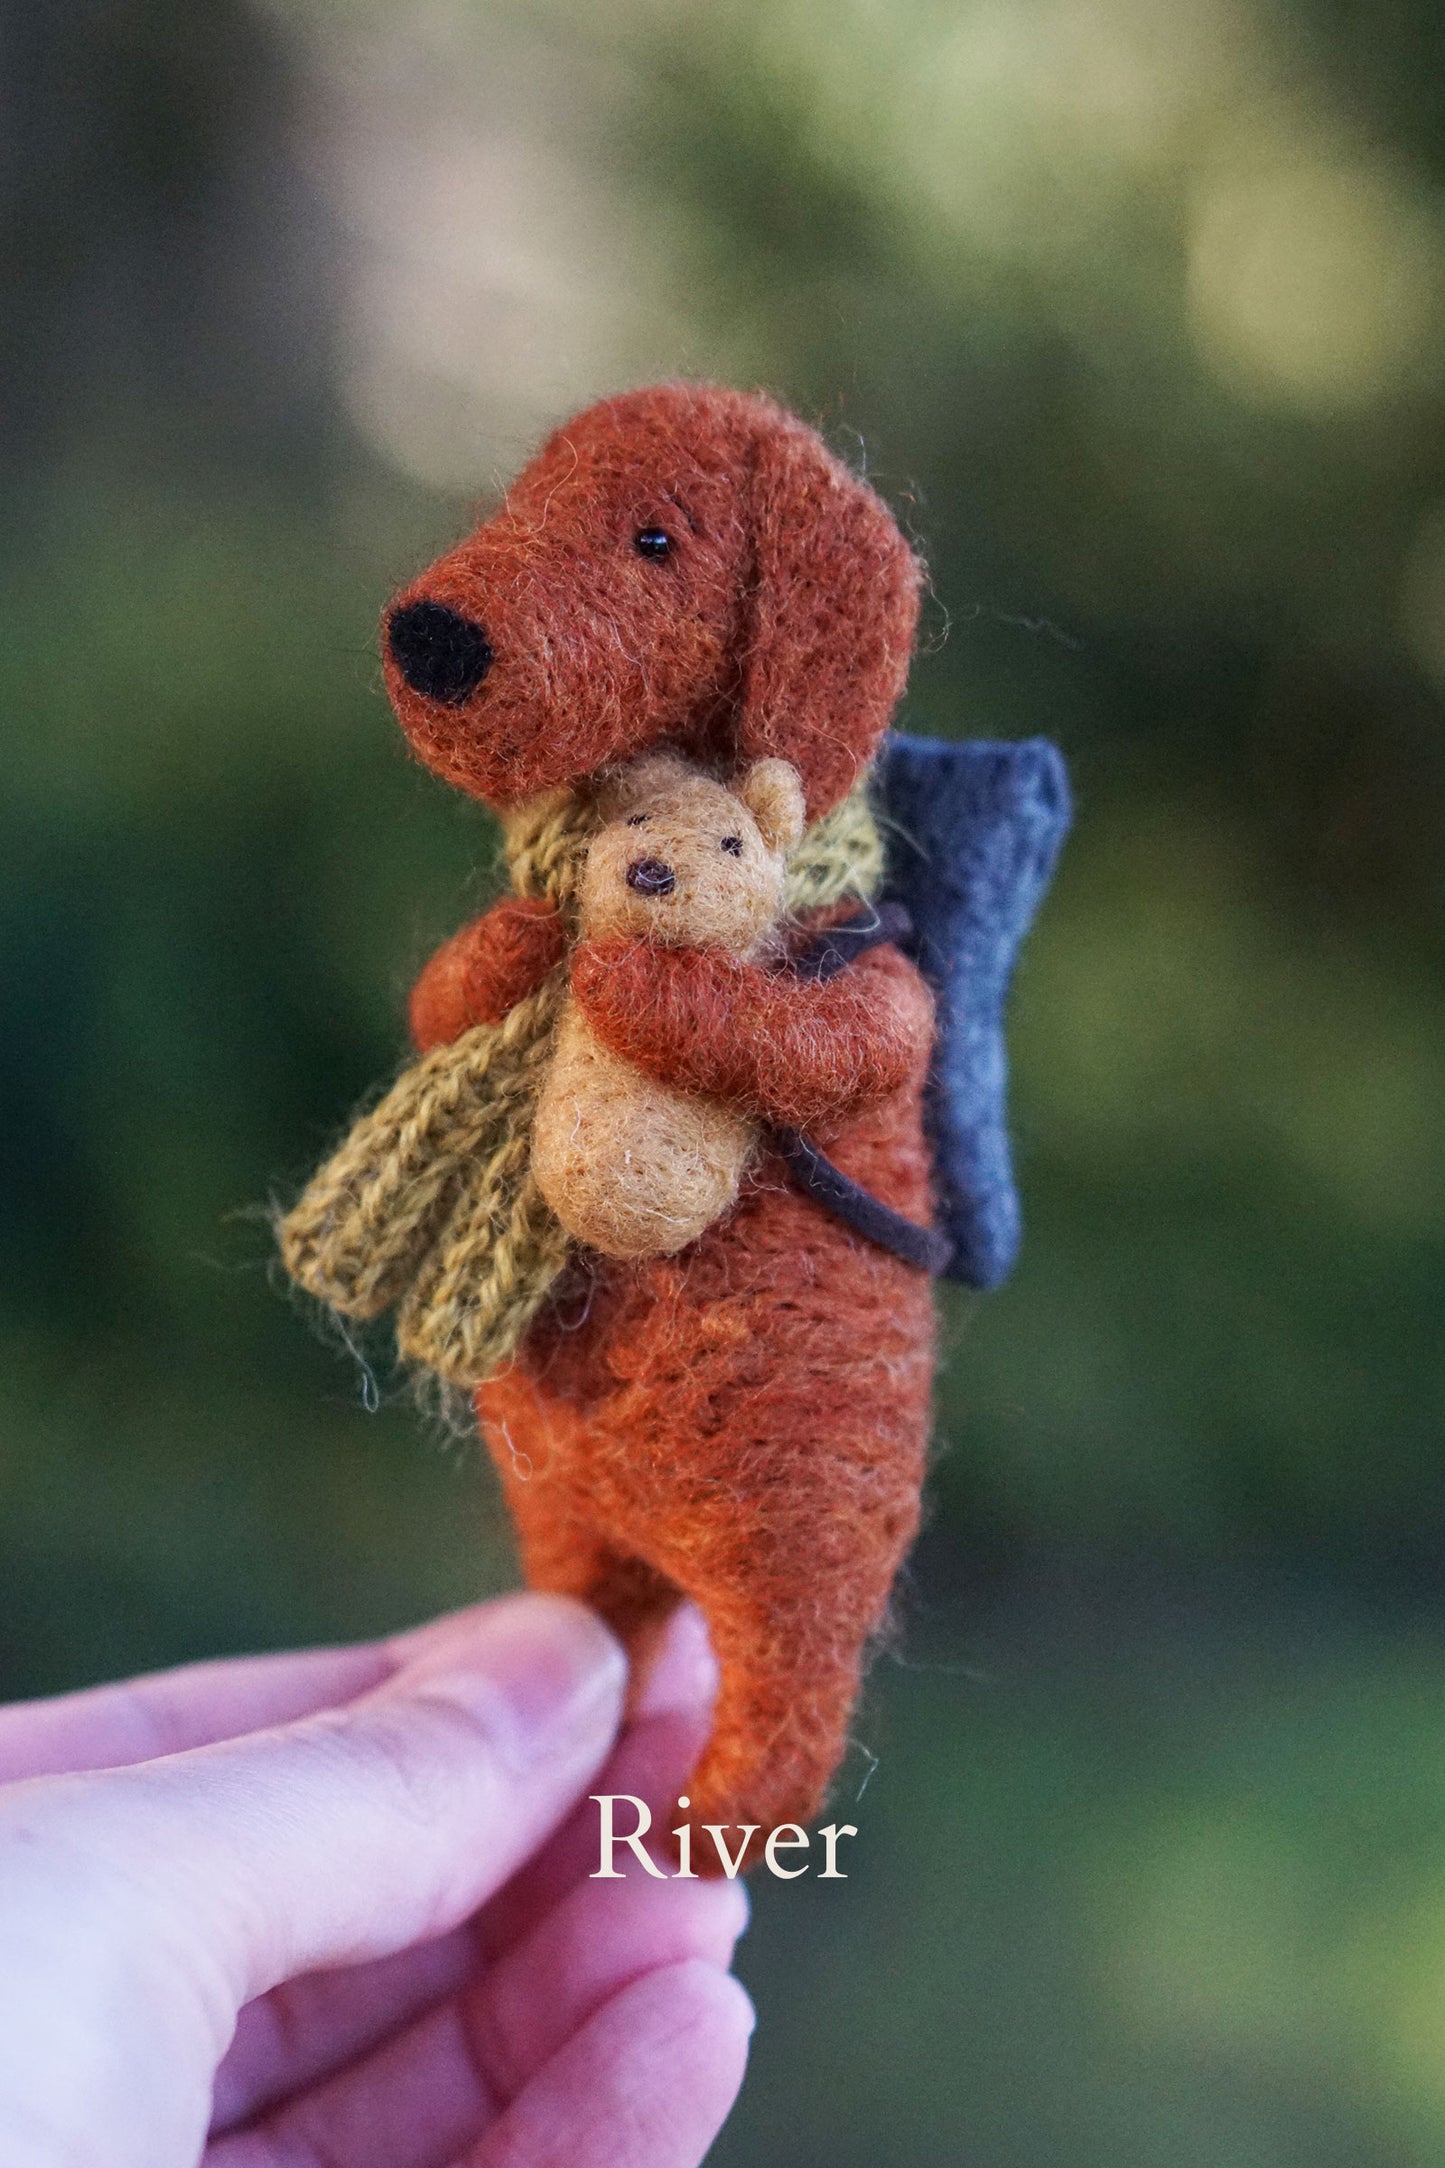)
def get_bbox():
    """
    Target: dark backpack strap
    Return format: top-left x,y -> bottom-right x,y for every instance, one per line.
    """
788,899 -> 913,982
771,1126 -> 953,1276
776,901 -> 951,1276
